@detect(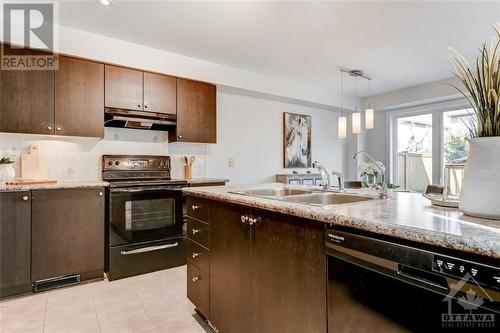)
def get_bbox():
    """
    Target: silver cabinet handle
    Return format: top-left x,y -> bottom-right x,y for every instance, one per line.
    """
191,204 -> 199,211
241,215 -> 249,223
120,242 -> 179,255
178,135 -> 183,139
47,126 -> 52,131
192,228 -> 200,235
248,217 -> 260,226
98,191 -> 104,197
22,195 -> 29,201
192,252 -> 200,258
192,276 -> 199,282
56,127 -> 62,131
